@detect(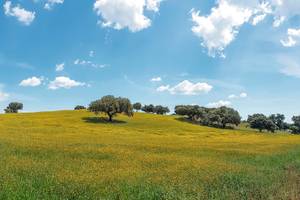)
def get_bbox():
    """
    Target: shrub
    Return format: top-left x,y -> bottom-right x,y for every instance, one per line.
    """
74,105 -> 86,110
